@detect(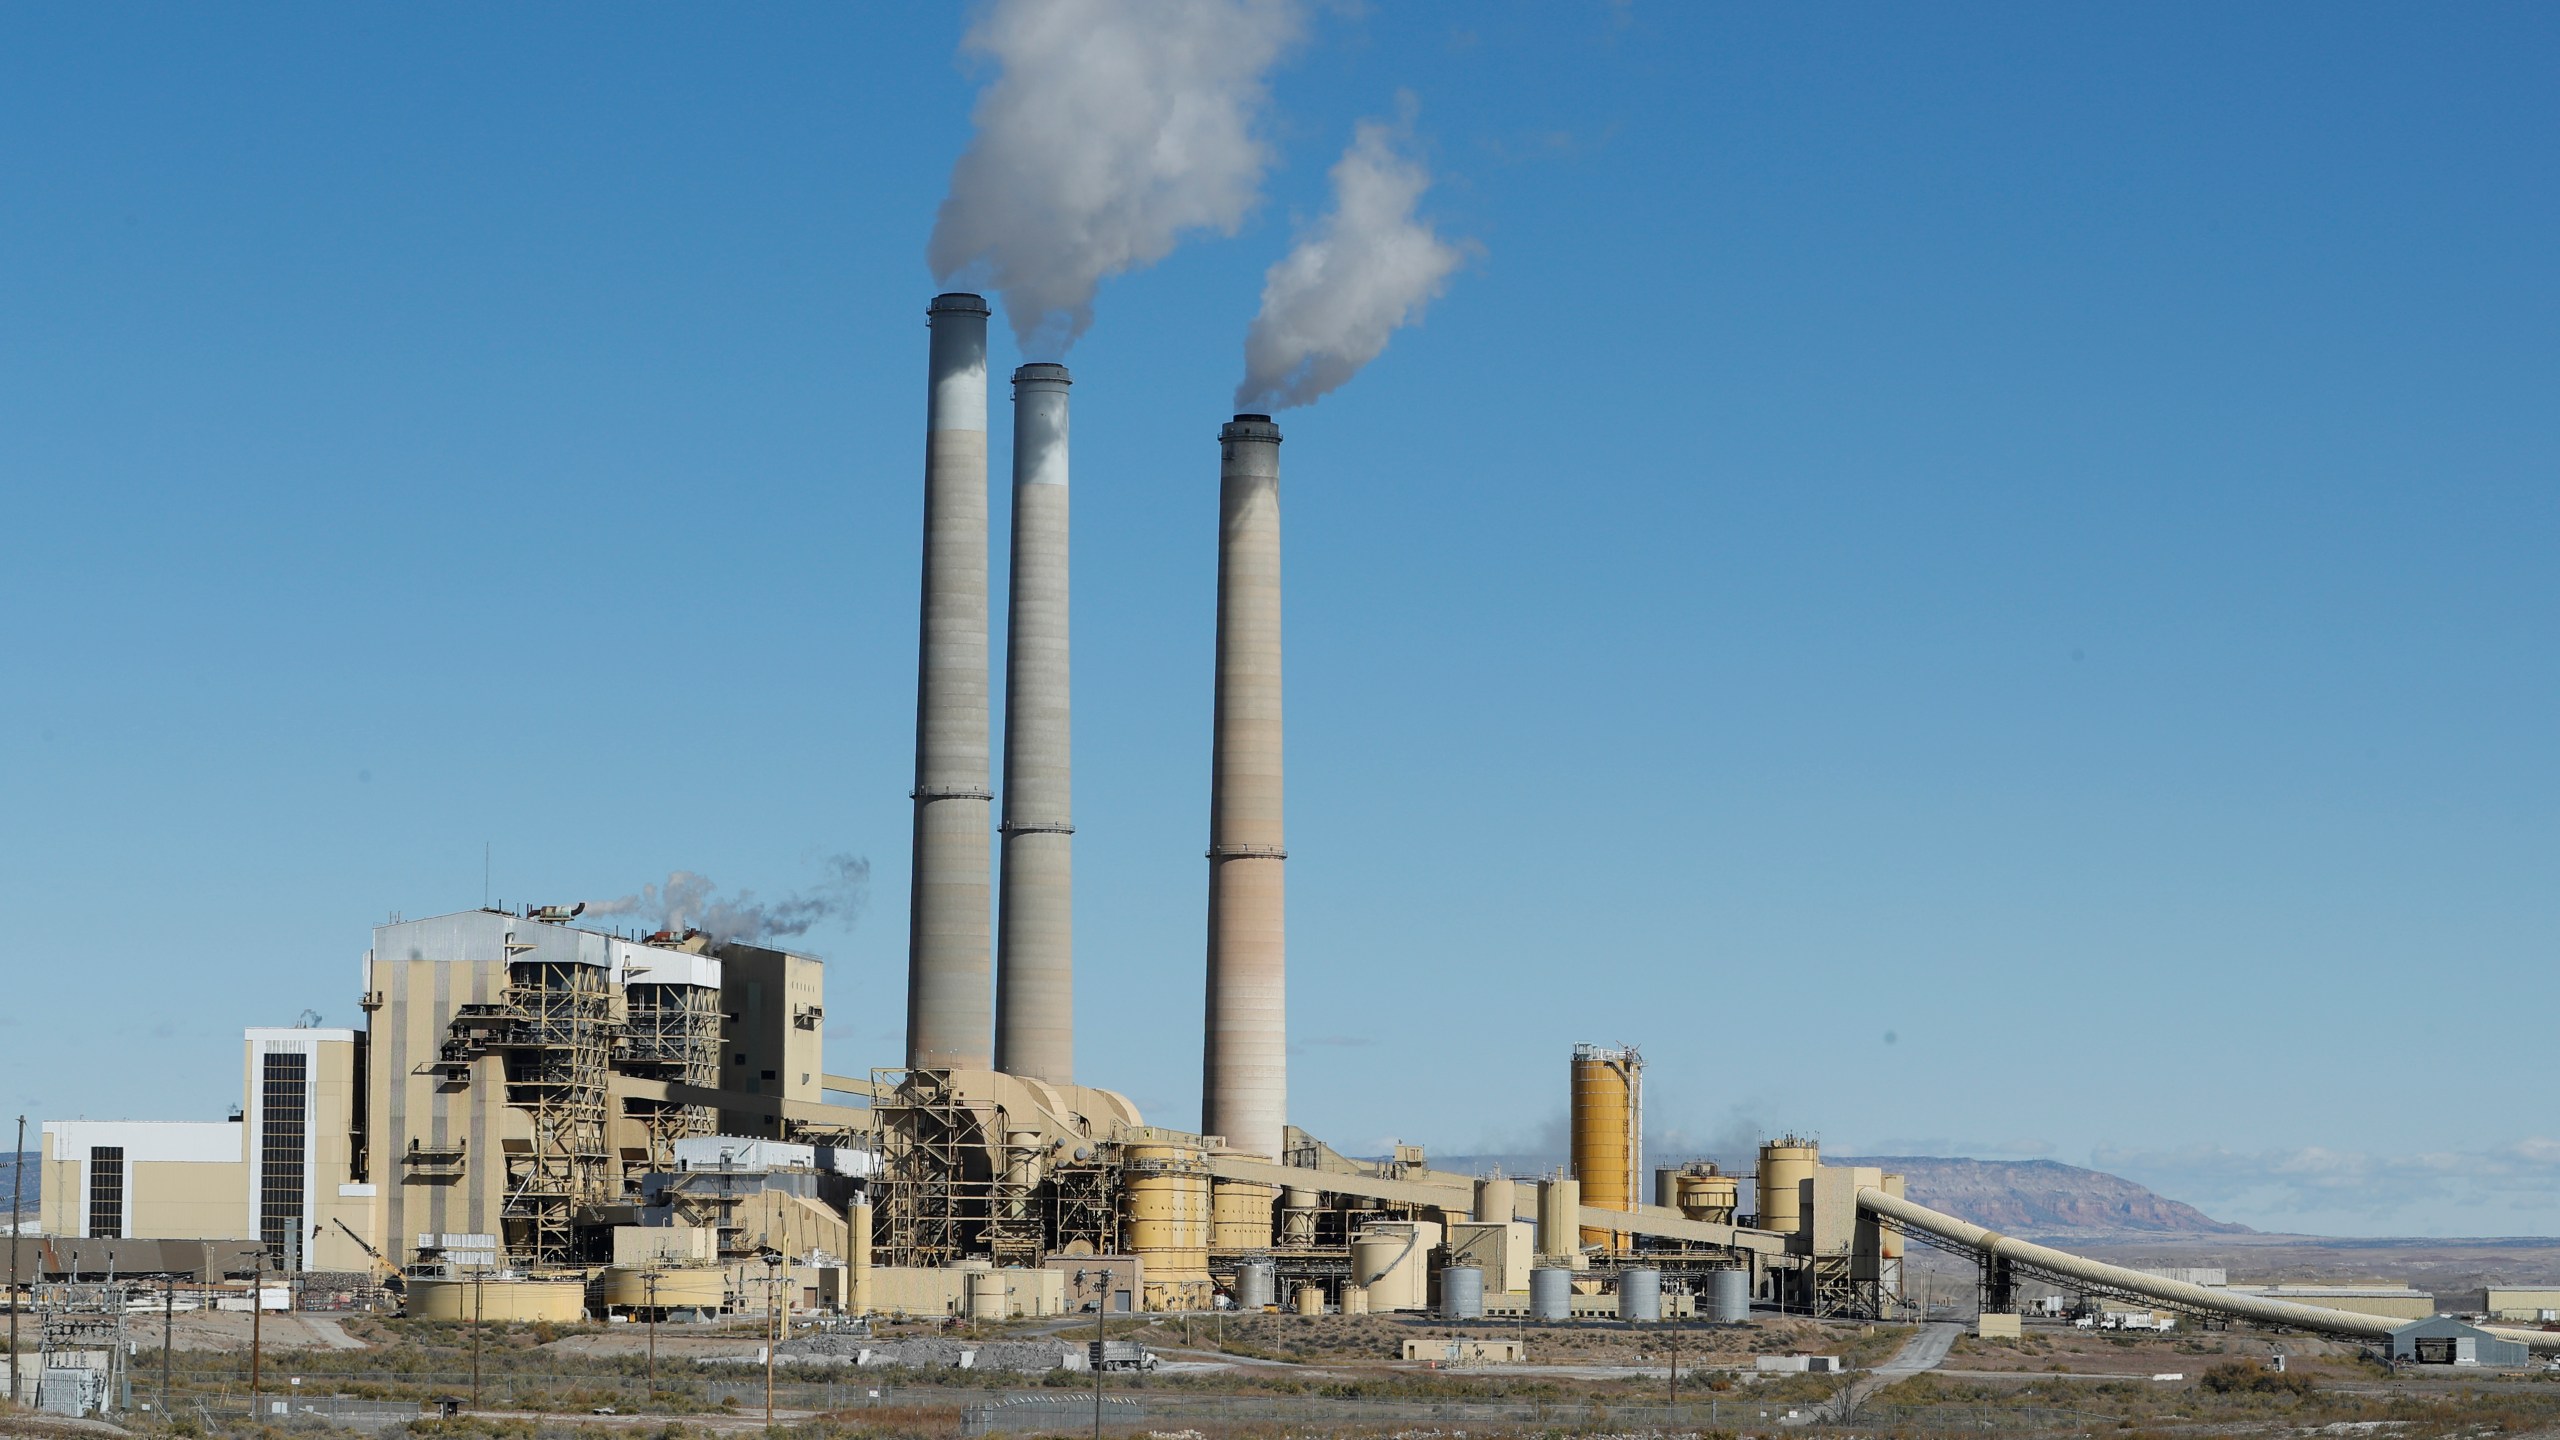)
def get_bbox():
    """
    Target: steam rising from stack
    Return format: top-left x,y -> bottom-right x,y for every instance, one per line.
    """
1237,104 -> 1468,411
928,0 -> 1301,354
